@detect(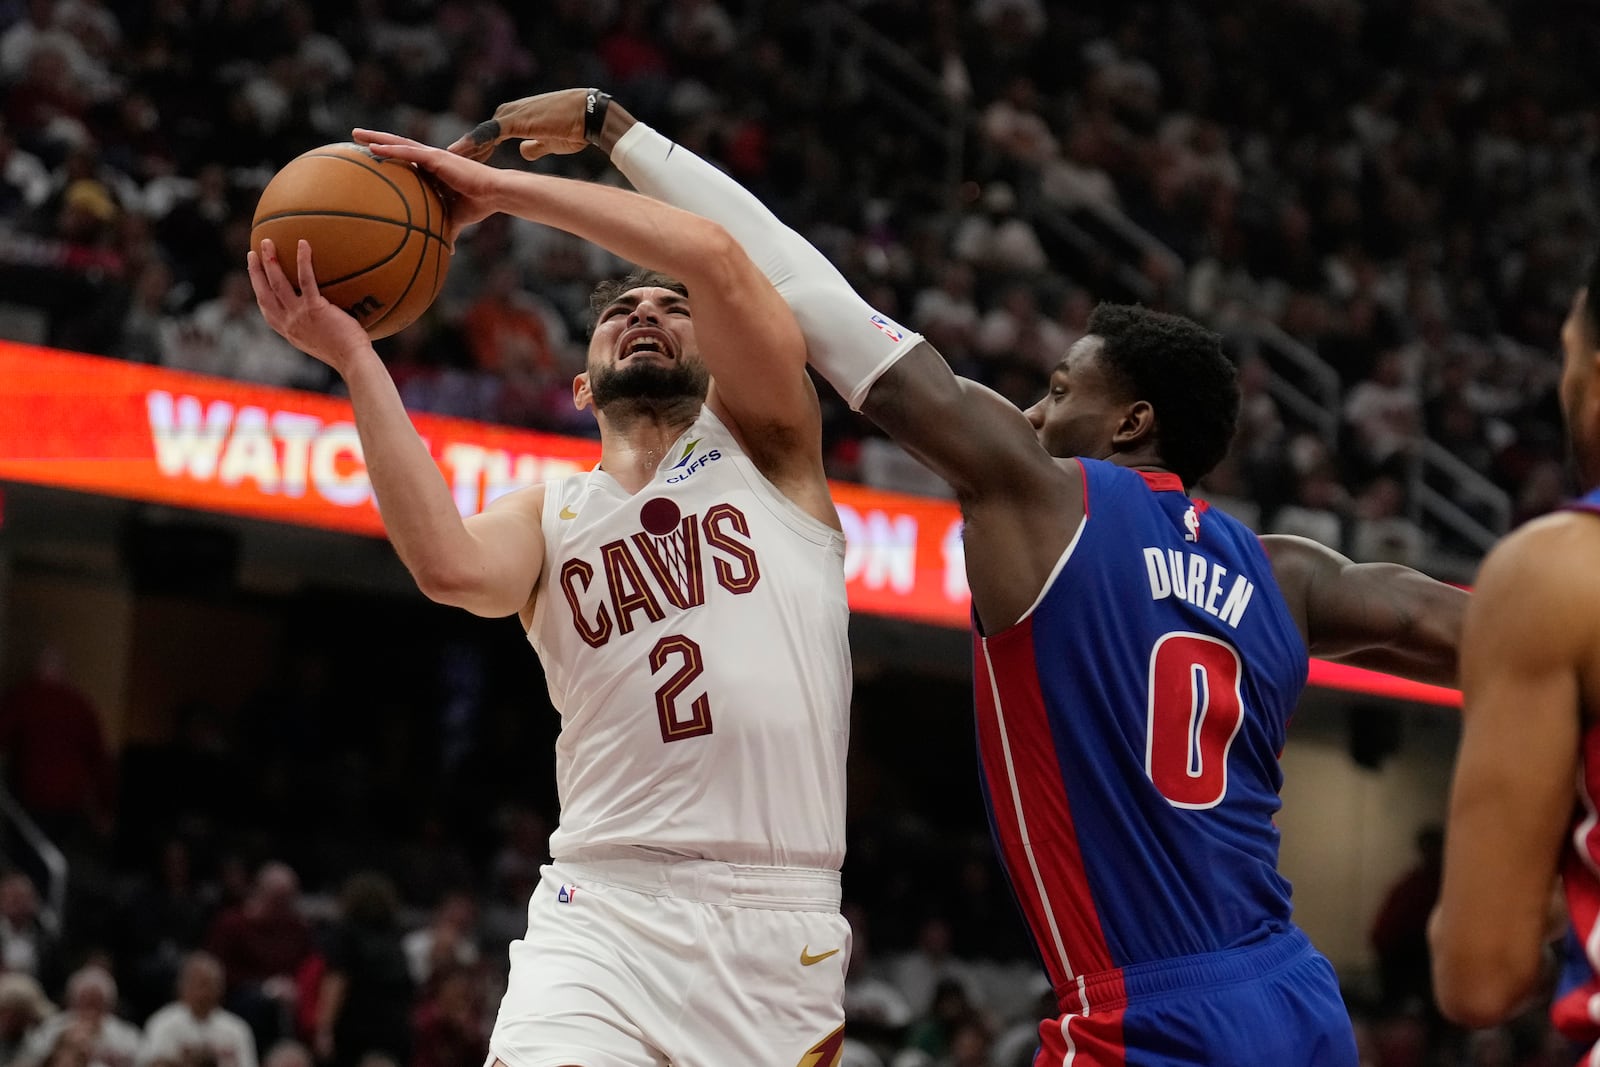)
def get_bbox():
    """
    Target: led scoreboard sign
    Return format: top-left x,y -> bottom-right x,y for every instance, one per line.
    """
0,341 -> 1460,707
